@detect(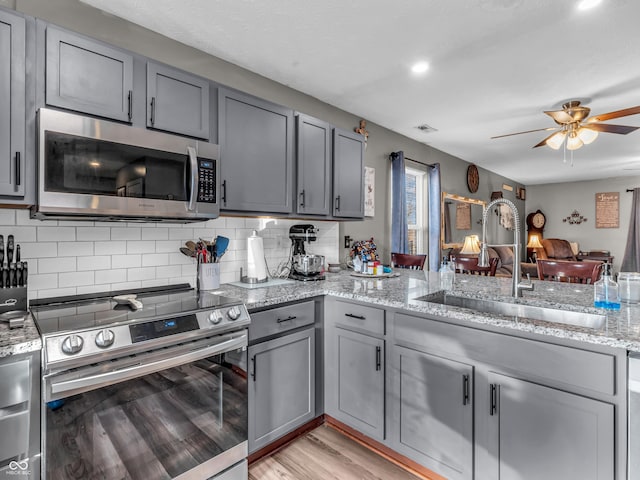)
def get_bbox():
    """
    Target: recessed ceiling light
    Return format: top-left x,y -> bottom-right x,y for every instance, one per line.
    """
411,61 -> 429,74
577,0 -> 602,11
